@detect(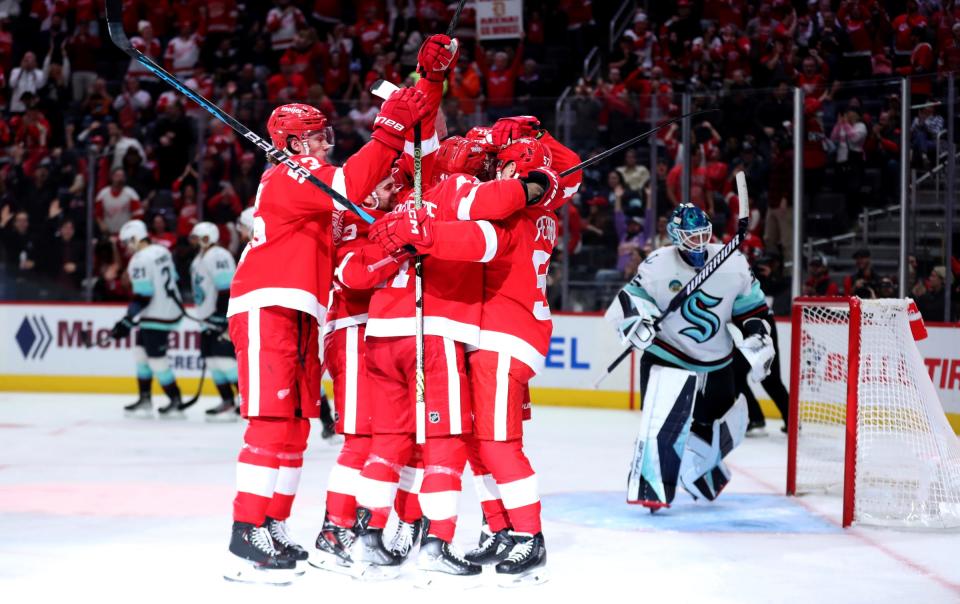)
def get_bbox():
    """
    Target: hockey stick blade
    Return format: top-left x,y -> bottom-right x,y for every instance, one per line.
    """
370,79 -> 400,101
103,0 -> 374,224
596,174 -> 752,383
559,109 -> 718,178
